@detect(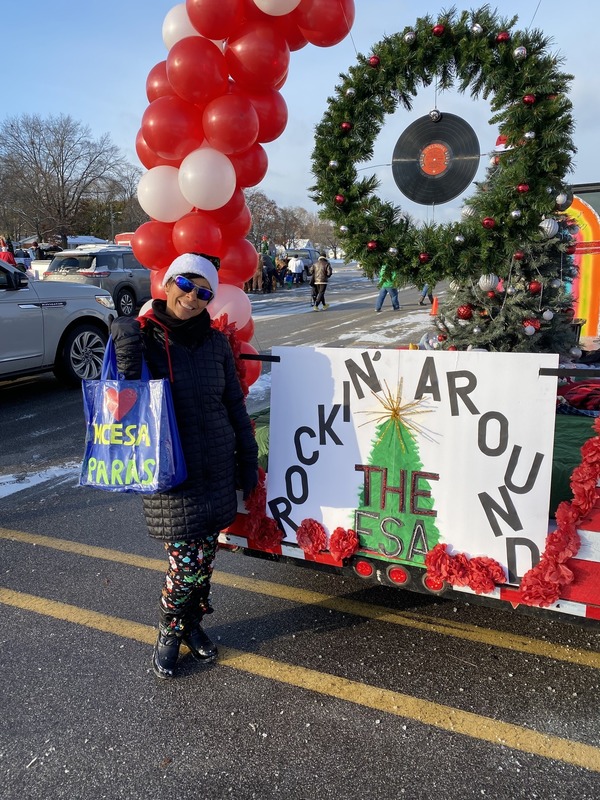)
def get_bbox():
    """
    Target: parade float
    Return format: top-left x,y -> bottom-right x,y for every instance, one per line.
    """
131,2 -> 600,628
